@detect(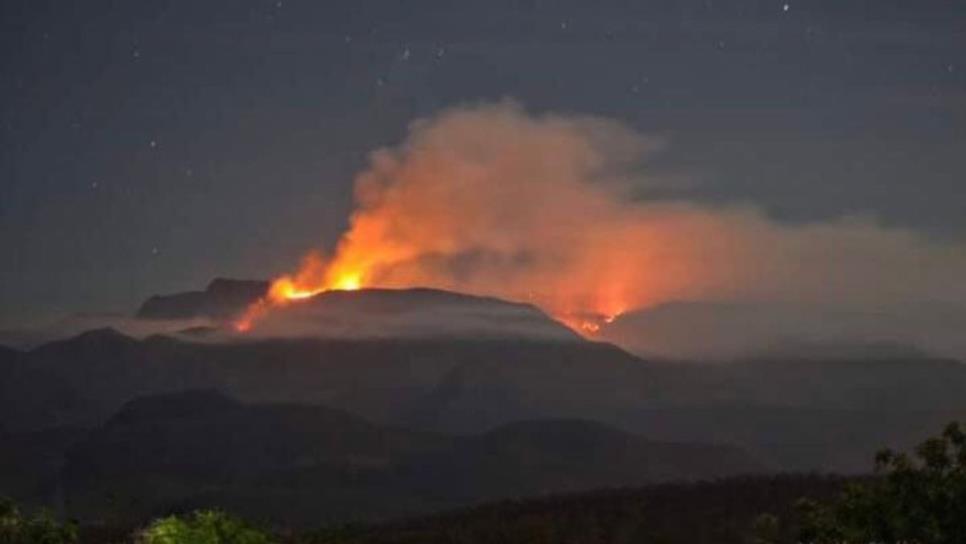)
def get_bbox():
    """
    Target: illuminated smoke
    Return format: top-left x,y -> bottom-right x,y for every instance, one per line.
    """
238,101 -> 966,338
